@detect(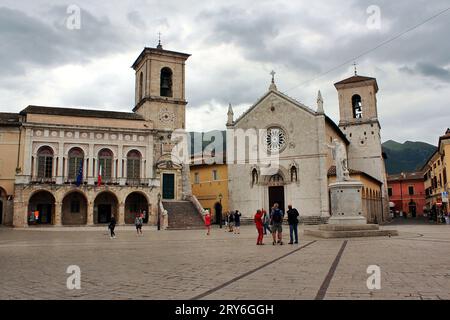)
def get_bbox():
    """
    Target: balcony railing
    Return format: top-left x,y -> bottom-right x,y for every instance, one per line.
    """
126,178 -> 149,187
31,177 -> 56,184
